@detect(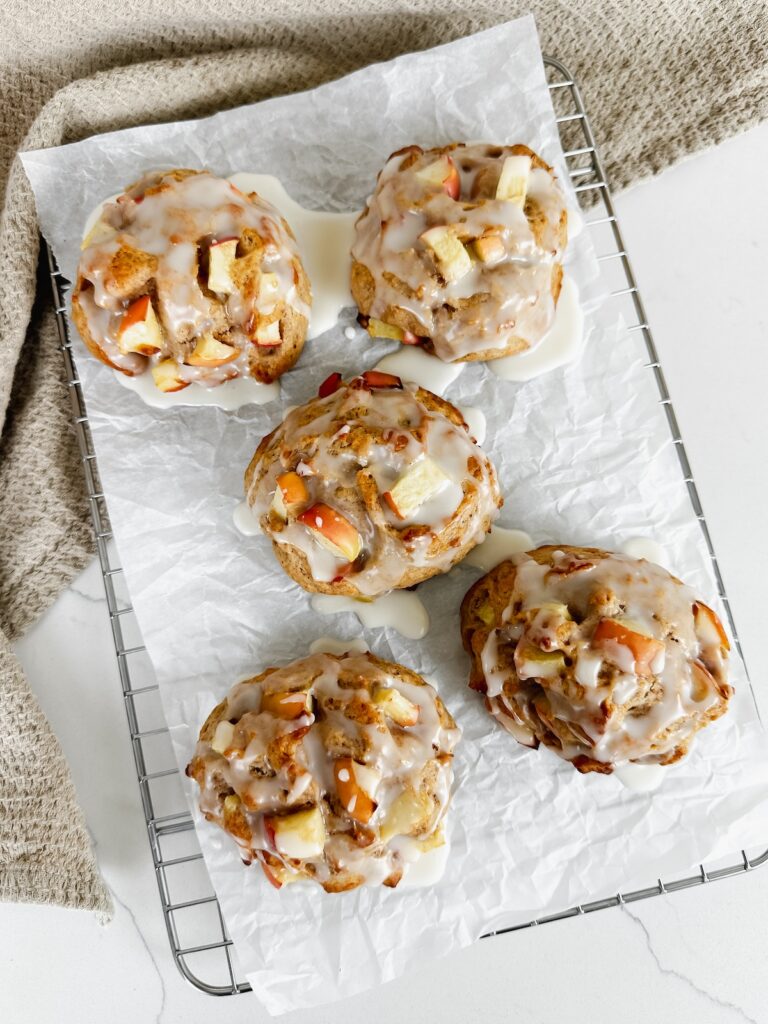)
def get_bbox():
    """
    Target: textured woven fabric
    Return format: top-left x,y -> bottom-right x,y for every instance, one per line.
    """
1,1 -> 766,916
